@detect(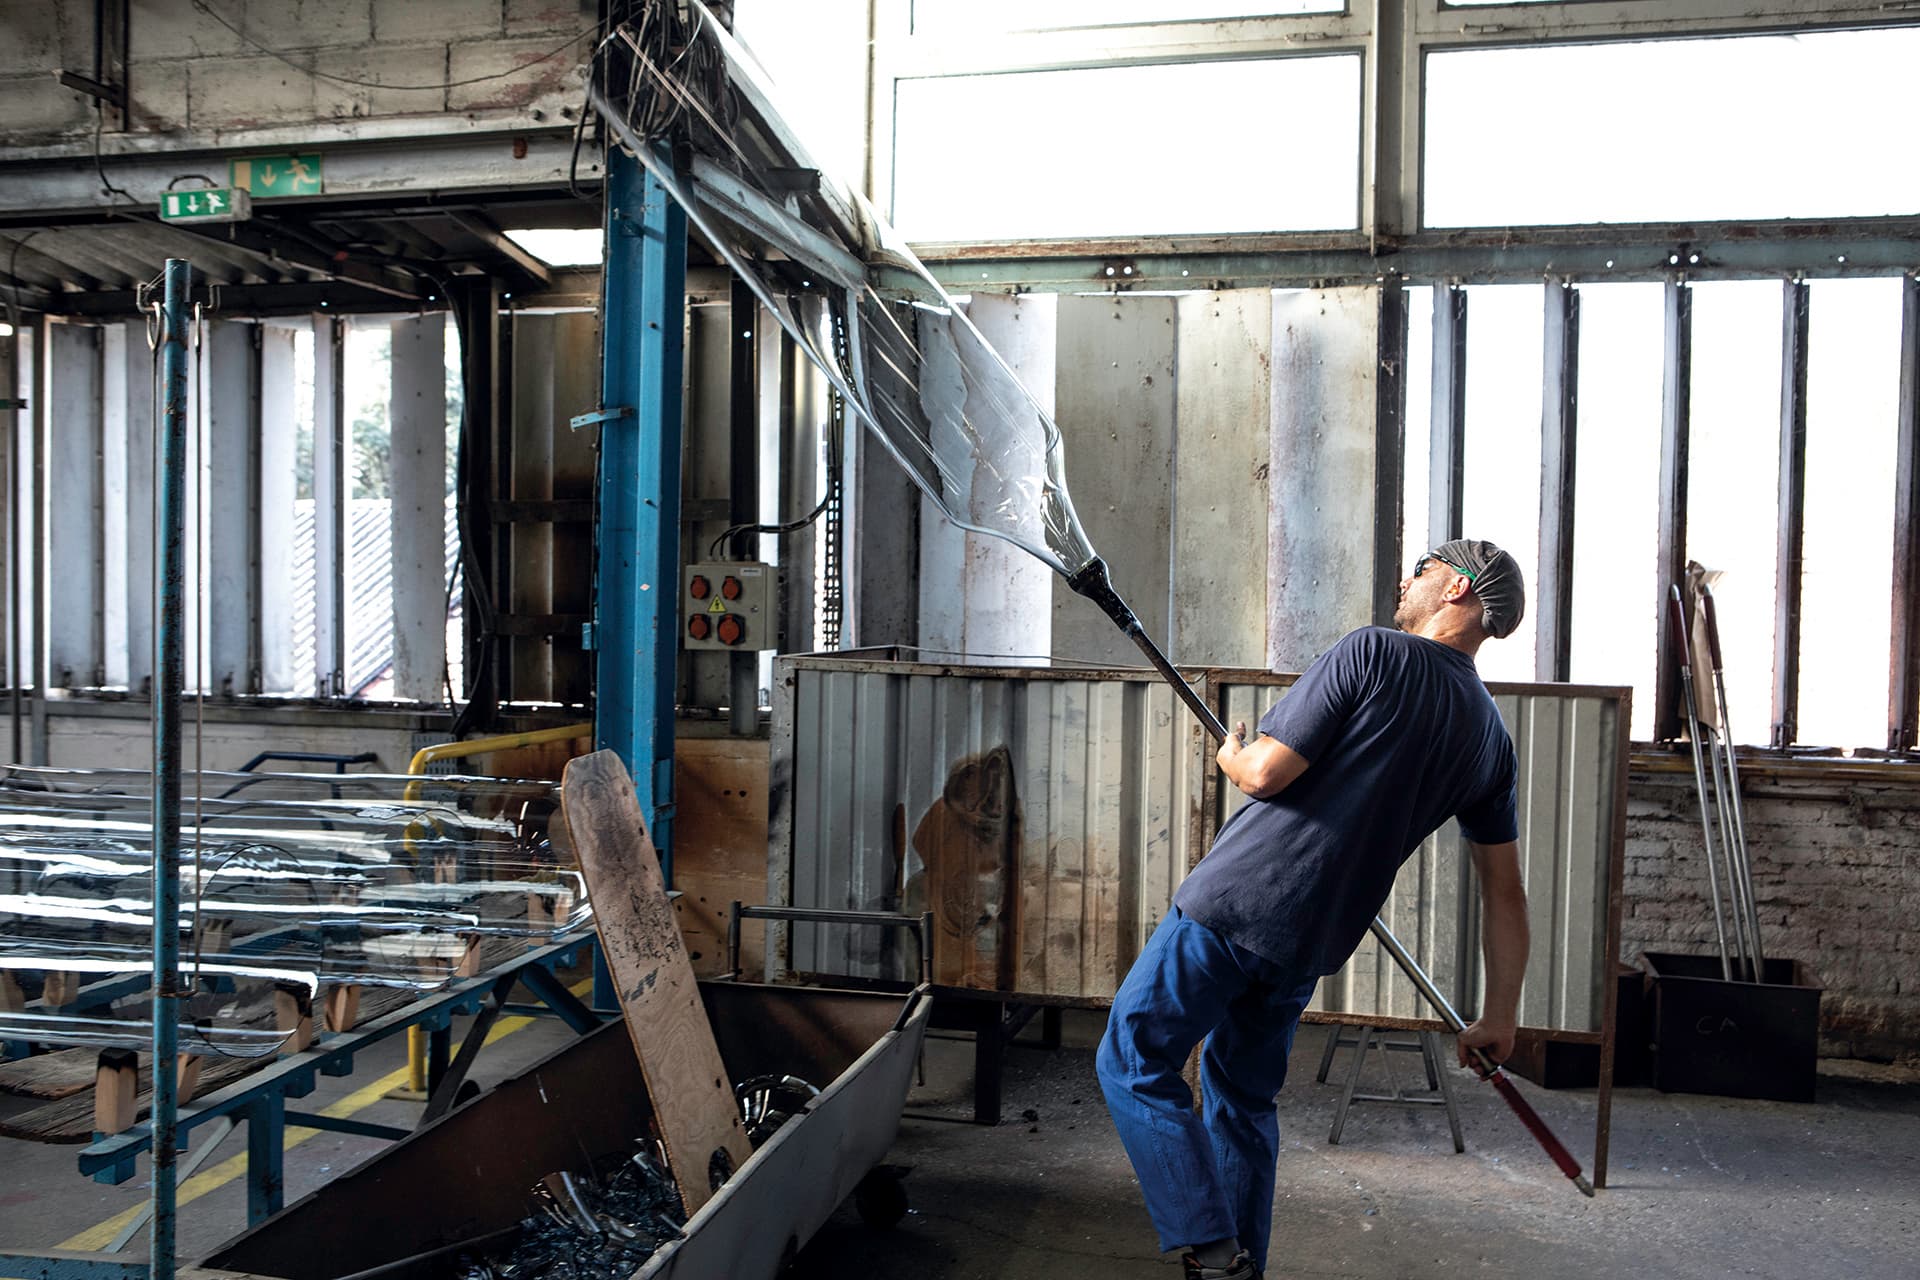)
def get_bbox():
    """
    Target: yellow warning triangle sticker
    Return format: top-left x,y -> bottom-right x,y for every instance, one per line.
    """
707,597 -> 728,614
